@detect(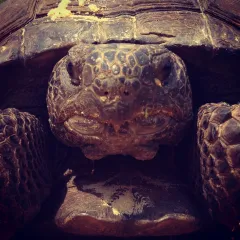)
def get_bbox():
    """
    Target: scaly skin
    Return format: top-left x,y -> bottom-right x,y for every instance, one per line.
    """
197,103 -> 240,228
47,44 -> 193,160
0,109 -> 51,238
